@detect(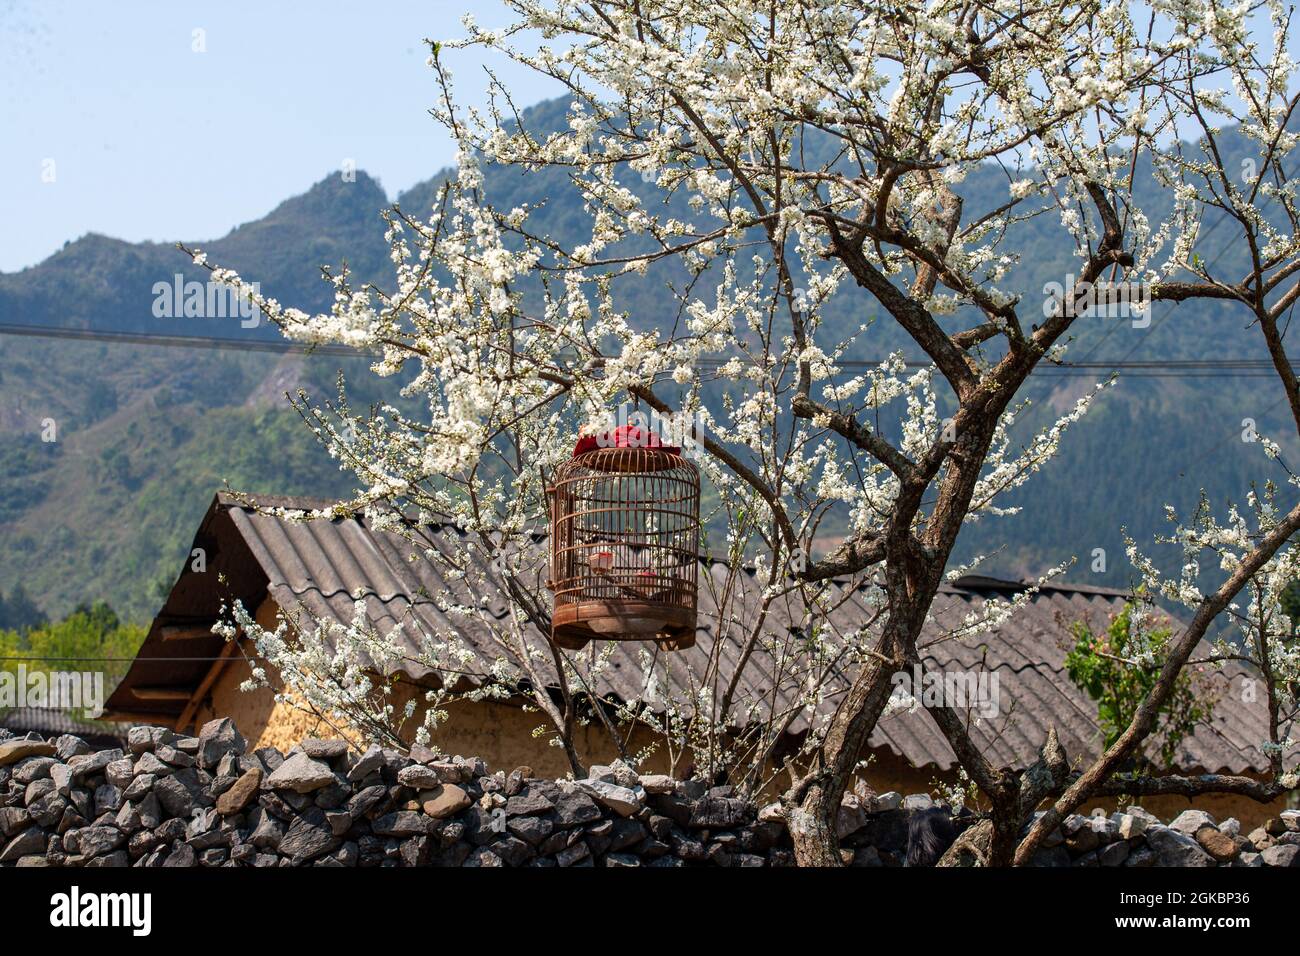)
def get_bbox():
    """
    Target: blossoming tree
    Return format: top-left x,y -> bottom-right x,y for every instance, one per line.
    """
192,0 -> 1300,866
